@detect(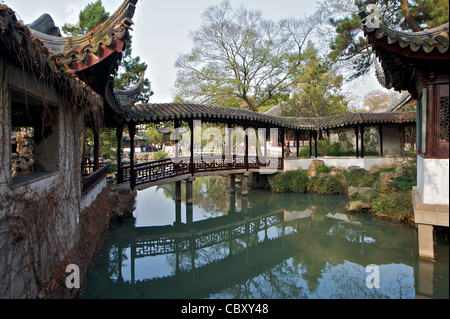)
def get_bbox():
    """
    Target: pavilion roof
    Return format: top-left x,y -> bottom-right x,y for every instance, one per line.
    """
357,1 -> 449,97
0,4 -> 103,117
115,73 -> 146,108
28,0 -> 137,73
28,0 -> 138,117
118,103 -> 416,131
